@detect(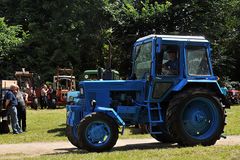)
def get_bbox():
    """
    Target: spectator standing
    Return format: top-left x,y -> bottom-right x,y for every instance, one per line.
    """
40,84 -> 48,109
4,84 -> 22,134
47,84 -> 56,108
16,89 -> 27,132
